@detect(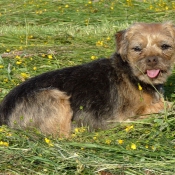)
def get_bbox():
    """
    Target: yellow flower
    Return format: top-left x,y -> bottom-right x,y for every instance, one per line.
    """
131,143 -> 136,150
45,138 -> 53,147
71,134 -> 76,138
91,55 -> 97,60
33,67 -> 37,71
138,83 -> 142,91
15,55 -> 21,59
96,40 -> 104,46
21,73 -> 30,79
93,136 -> 97,140
28,35 -> 33,39
6,49 -> 10,52
16,61 -> 22,65
145,145 -> 149,149
0,128 -> 4,132
6,133 -> 12,137
0,141 -> 9,147
3,78 -> 8,83
0,65 -> 4,68
65,4 -> 69,8
105,139 -> 111,145
117,139 -> 124,144
125,125 -> 134,132
19,46 -> 23,50
47,54 -> 53,59
106,37 -> 111,41
74,128 -> 79,133
74,127 -> 86,133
